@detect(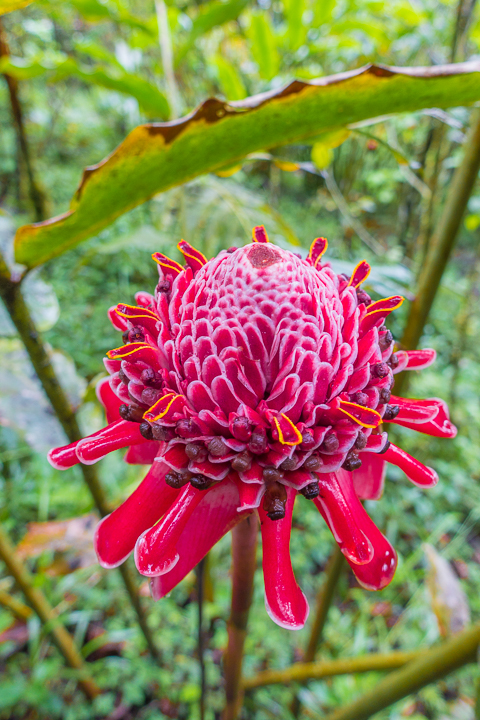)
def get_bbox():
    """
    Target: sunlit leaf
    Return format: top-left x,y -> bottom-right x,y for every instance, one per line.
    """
311,143 -> 333,169
214,55 -> 247,101
14,61 -> 480,268
177,0 -> 249,63
0,56 -> 169,118
314,128 -> 351,149
283,0 -> 306,50
0,0 -> 31,13
247,11 -> 279,81
65,0 -> 155,35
